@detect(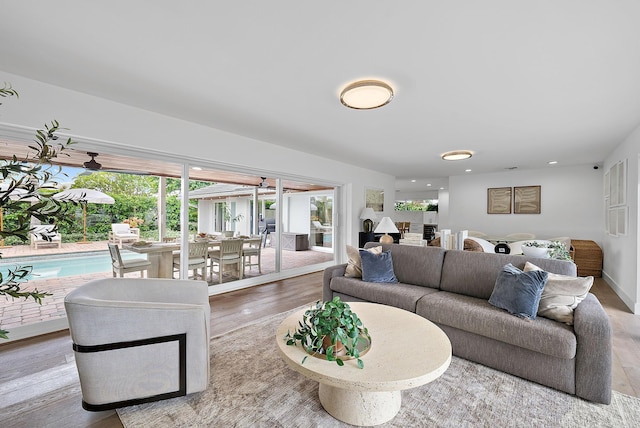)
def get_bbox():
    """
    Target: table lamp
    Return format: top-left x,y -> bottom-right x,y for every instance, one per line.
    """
360,207 -> 377,233
374,216 -> 398,244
